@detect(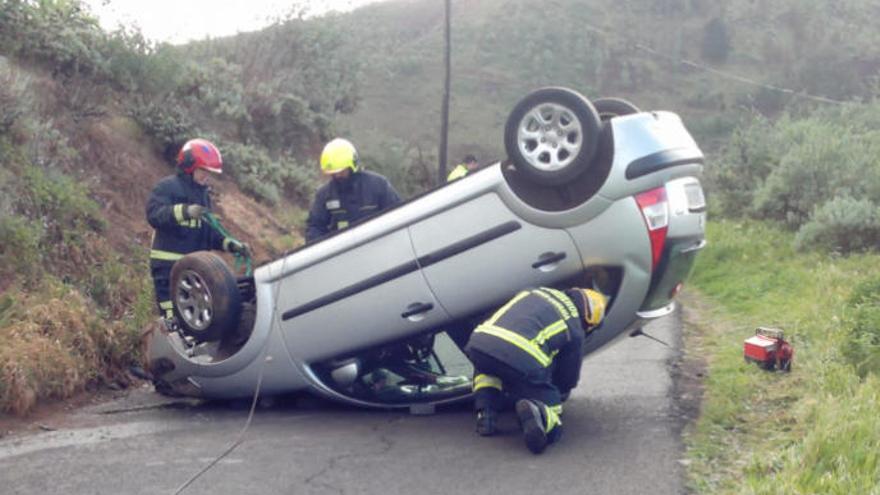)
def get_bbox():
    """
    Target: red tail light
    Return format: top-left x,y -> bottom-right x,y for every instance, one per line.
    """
635,187 -> 669,271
